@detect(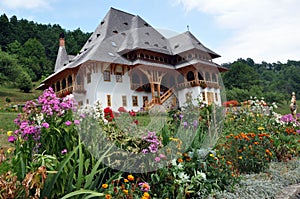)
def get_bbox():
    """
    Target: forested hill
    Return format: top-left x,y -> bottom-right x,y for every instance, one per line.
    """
0,13 -> 91,82
0,14 -> 299,101
221,58 -> 300,103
